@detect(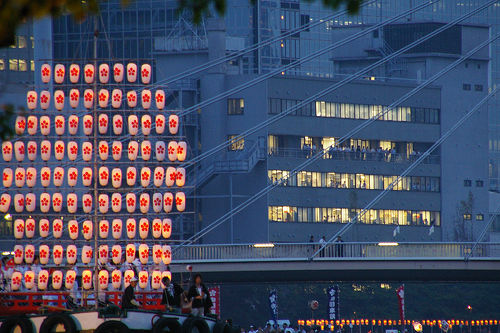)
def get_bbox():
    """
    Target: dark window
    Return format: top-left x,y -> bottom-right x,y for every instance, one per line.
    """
228,98 -> 244,115
300,15 -> 310,31
476,214 -> 484,221
463,84 -> 471,91
474,84 -> 483,92
463,214 -> 472,220
476,180 -> 484,187
373,30 -> 379,38
464,179 -> 472,187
